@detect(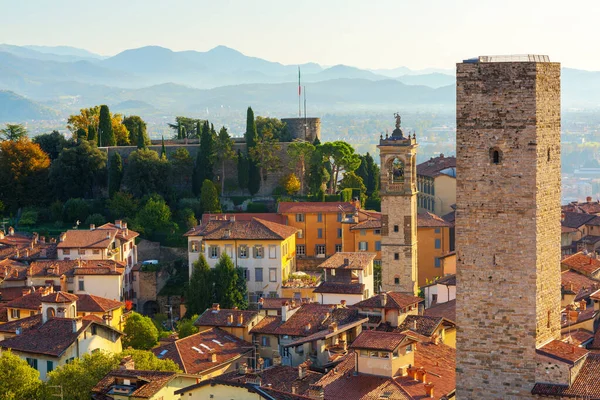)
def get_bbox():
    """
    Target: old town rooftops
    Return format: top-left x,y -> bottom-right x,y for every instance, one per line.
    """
417,212 -> 453,228
353,292 -> 423,310
274,304 -> 361,337
318,252 -> 376,270
561,252 -> 600,276
194,304 -> 259,328
57,221 -> 138,249
185,218 -> 298,240
7,290 -> 123,312
350,330 -> 410,352
536,340 -> 588,365
416,154 -> 456,178
201,213 -> 287,225
92,369 -> 178,399
277,201 -> 357,214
